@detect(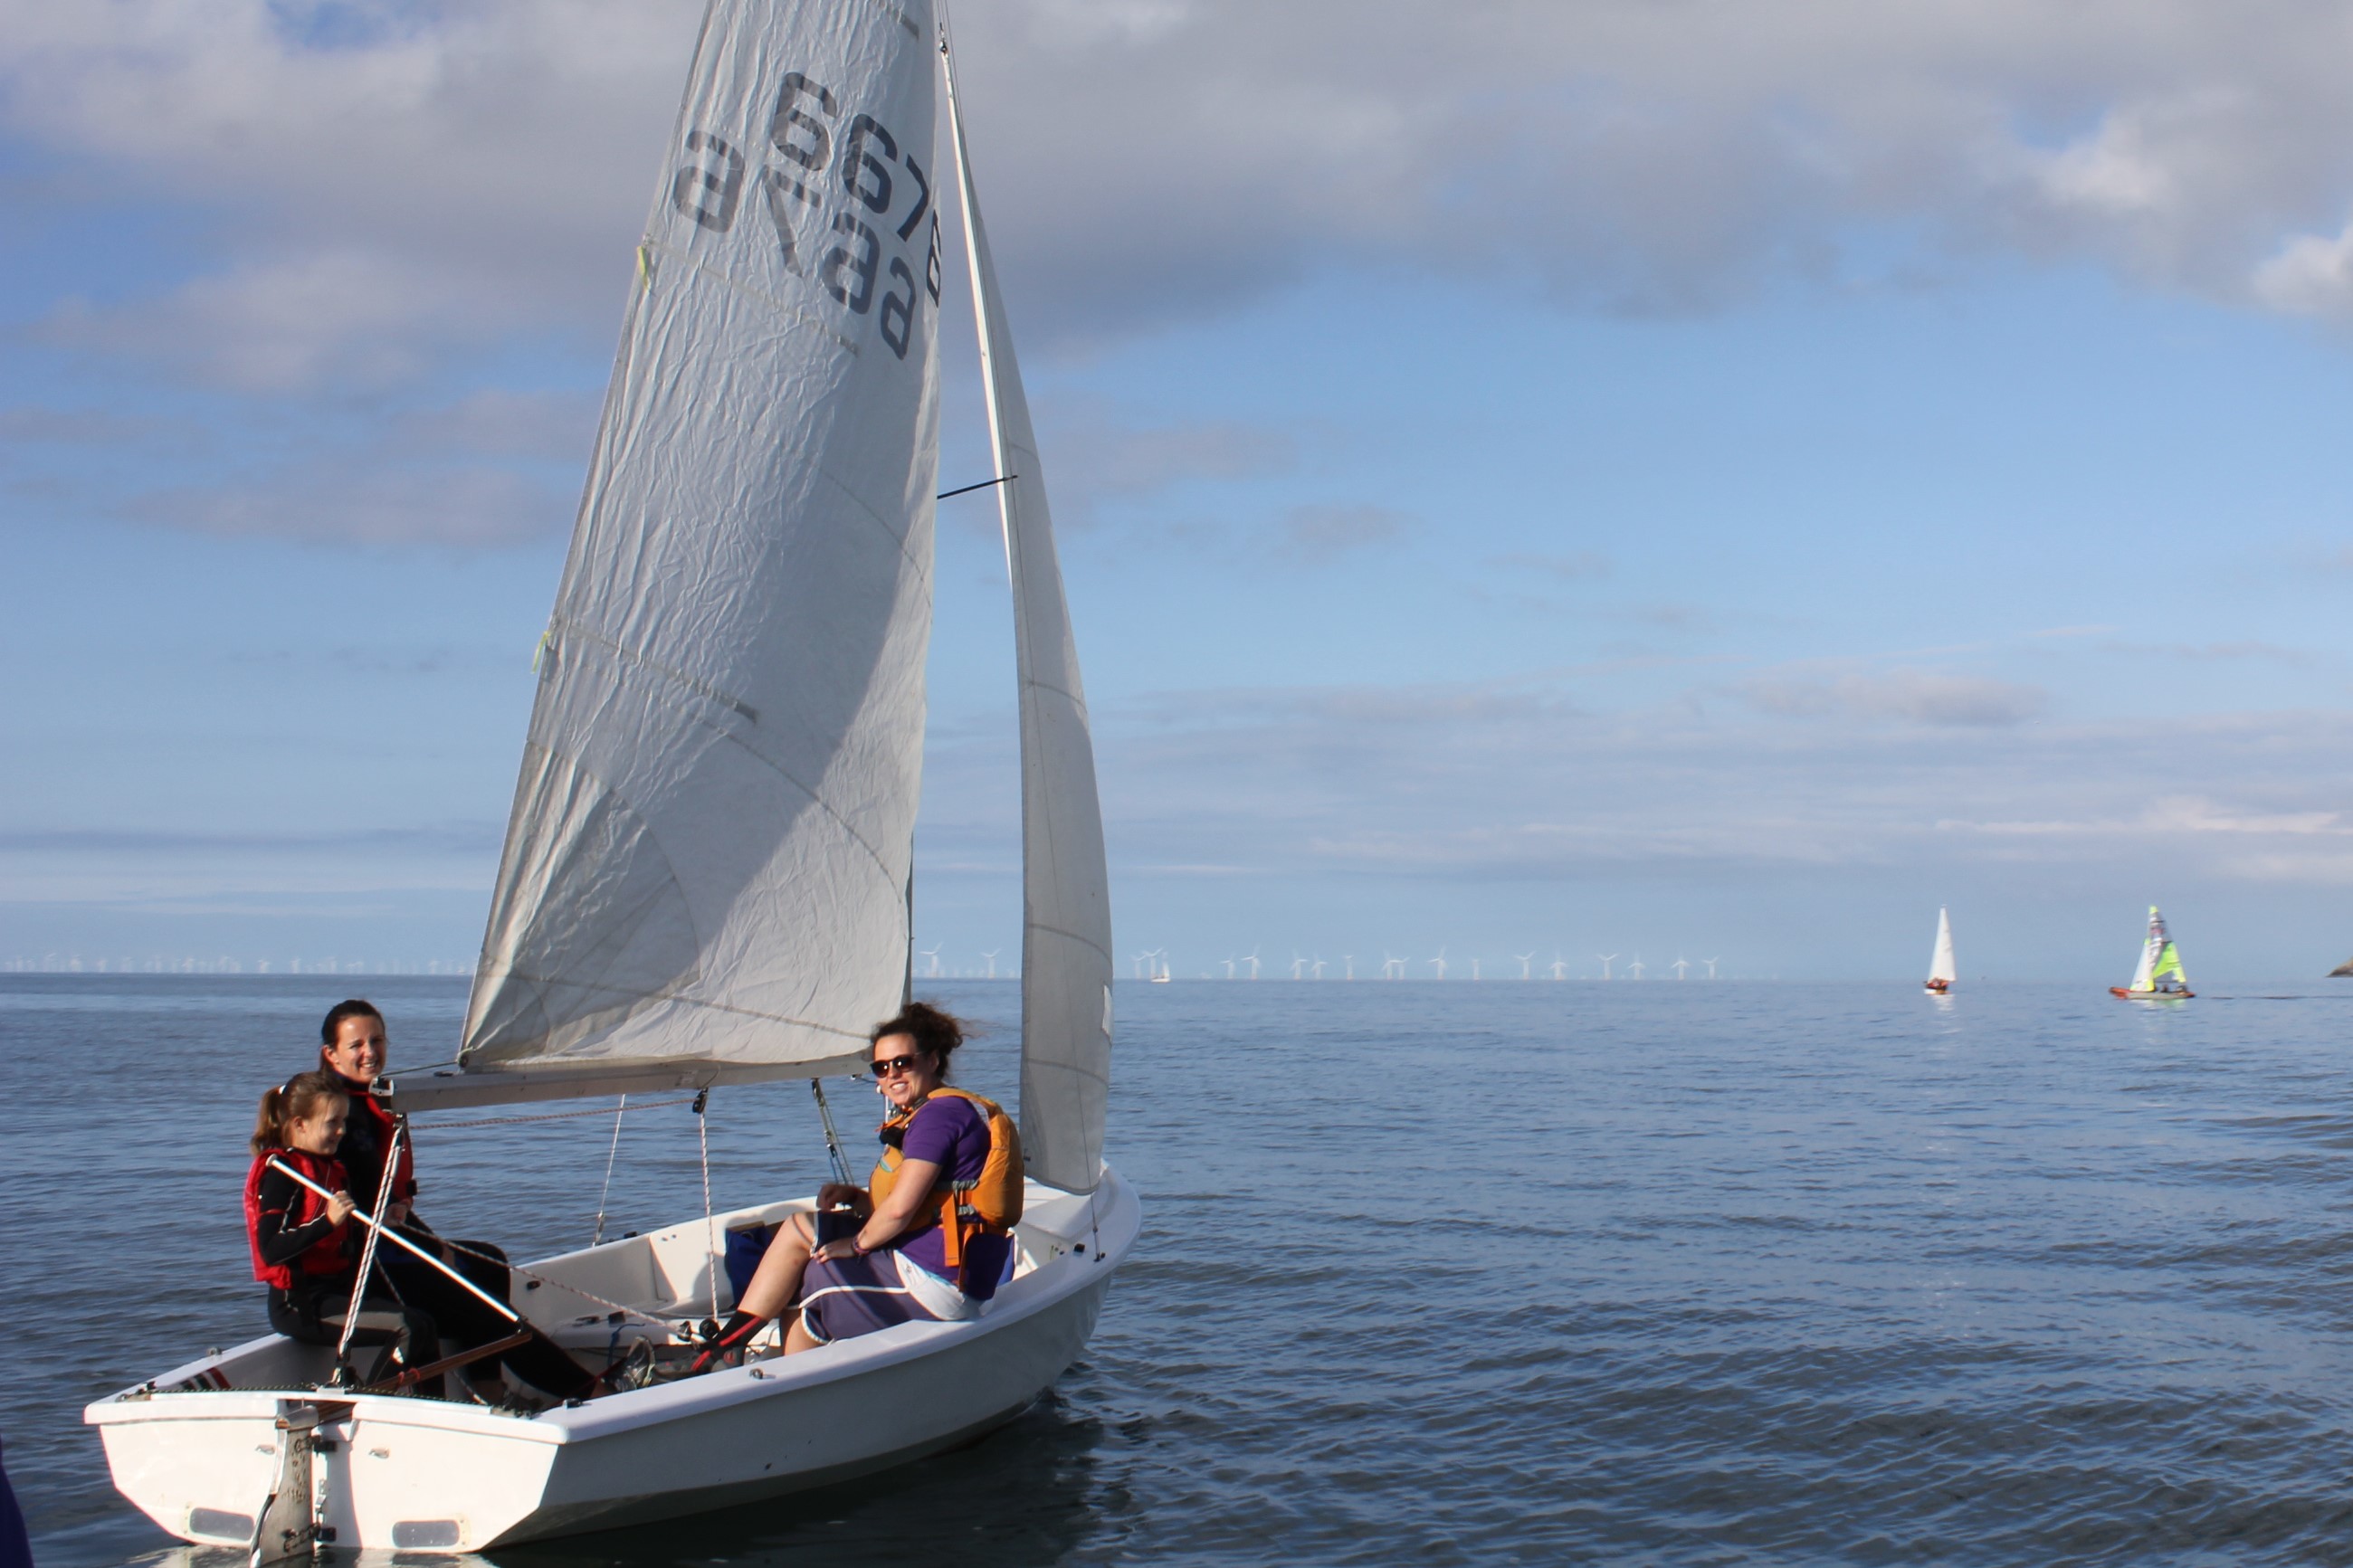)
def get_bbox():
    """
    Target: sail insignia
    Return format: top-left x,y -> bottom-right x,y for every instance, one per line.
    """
459,0 -> 947,1084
